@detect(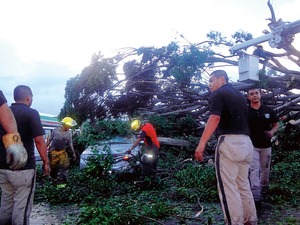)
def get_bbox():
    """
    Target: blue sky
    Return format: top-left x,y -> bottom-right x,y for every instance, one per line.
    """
0,0 -> 299,115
